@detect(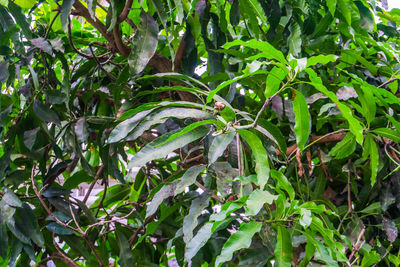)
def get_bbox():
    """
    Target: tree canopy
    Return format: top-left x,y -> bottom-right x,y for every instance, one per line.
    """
1,0 -> 400,266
